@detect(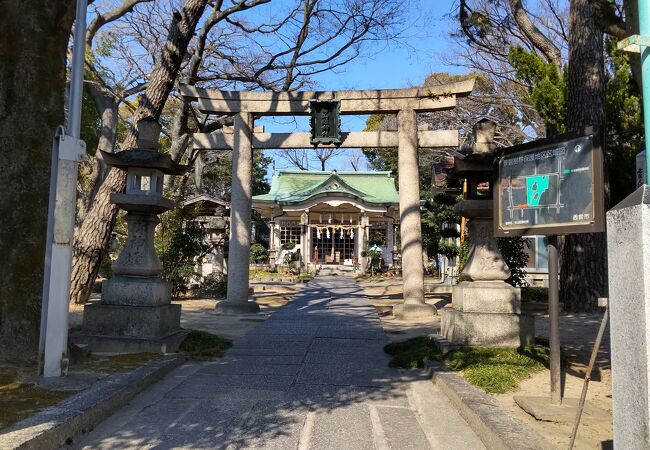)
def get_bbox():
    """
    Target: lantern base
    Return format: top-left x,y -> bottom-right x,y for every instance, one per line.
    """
440,308 -> 534,348
71,330 -> 187,355
78,303 -> 183,354
215,300 -> 260,314
392,303 -> 436,321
